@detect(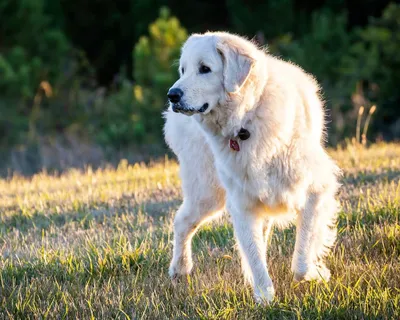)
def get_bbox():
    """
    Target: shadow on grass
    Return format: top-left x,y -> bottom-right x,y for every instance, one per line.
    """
1,196 -> 181,235
1,241 -> 170,287
0,138 -> 172,178
341,168 -> 400,186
